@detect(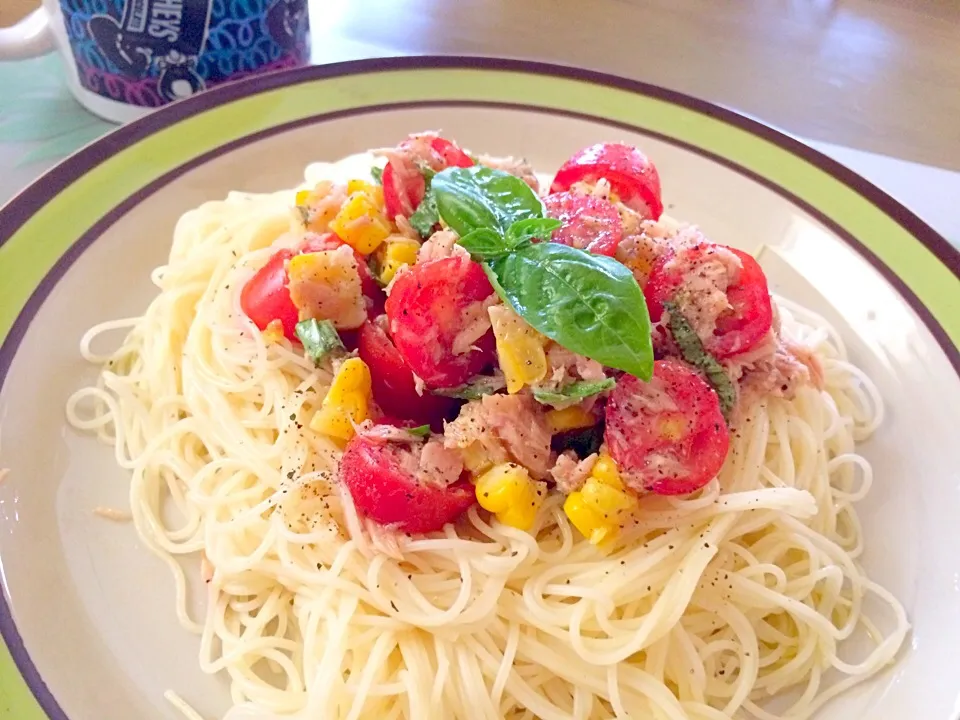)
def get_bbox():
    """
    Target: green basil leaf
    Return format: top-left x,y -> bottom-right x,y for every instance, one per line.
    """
458,228 -> 511,259
408,189 -> 439,238
370,166 -> 383,184
664,301 -> 736,420
487,243 -> 653,380
295,205 -> 310,227
295,319 -> 344,365
533,378 -> 616,408
407,424 -> 431,437
432,374 -> 506,400
507,217 -> 562,247
416,160 -> 436,181
432,166 -> 545,237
